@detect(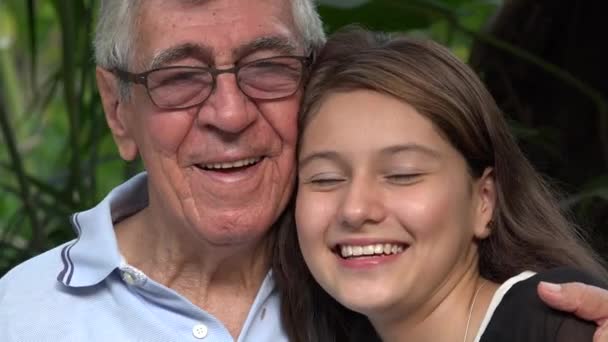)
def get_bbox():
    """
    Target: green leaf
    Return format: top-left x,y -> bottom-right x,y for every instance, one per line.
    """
561,175 -> 608,208
319,1 -> 431,33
